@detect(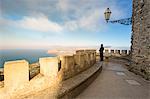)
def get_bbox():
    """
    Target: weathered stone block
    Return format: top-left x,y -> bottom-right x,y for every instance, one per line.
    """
93,51 -> 96,63
76,50 -> 85,54
74,54 -> 85,70
84,50 -> 96,64
84,53 -> 90,68
85,50 -> 92,65
60,55 -> 74,70
39,57 -> 58,78
84,50 -> 91,53
90,52 -> 94,65
59,55 -> 75,80
4,60 -> 29,91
